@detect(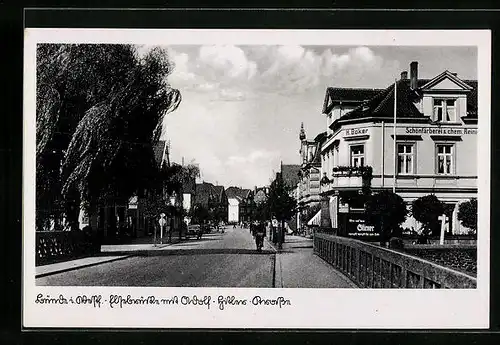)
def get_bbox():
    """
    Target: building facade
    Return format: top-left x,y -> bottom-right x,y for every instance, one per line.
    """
297,123 -> 327,231
194,182 -> 229,224
318,62 -> 477,235
277,164 -> 301,233
225,187 -> 253,223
